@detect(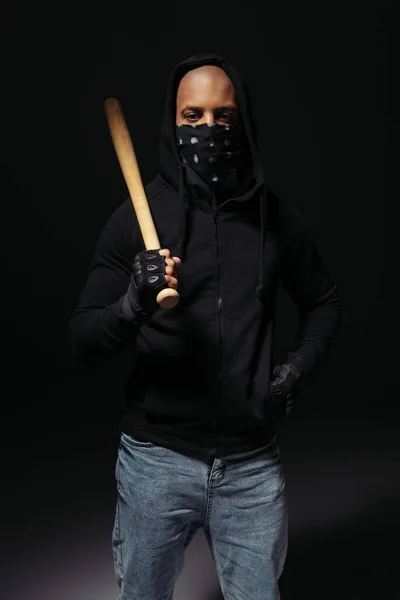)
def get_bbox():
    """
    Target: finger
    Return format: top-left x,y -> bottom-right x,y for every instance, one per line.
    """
272,366 -> 282,378
165,275 -> 178,289
159,248 -> 171,258
286,399 -> 294,413
165,264 -> 175,276
164,258 -> 175,275
165,257 -> 179,278
172,256 -> 182,266
165,257 -> 180,279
